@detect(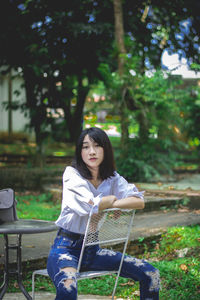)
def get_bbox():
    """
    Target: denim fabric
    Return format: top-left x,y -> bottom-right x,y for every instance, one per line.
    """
47,230 -> 160,300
